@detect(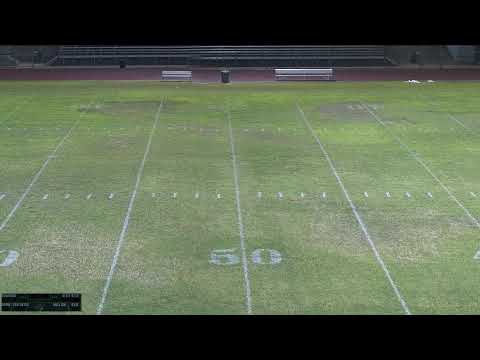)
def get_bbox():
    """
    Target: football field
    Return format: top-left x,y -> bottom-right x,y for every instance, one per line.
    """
0,80 -> 479,314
